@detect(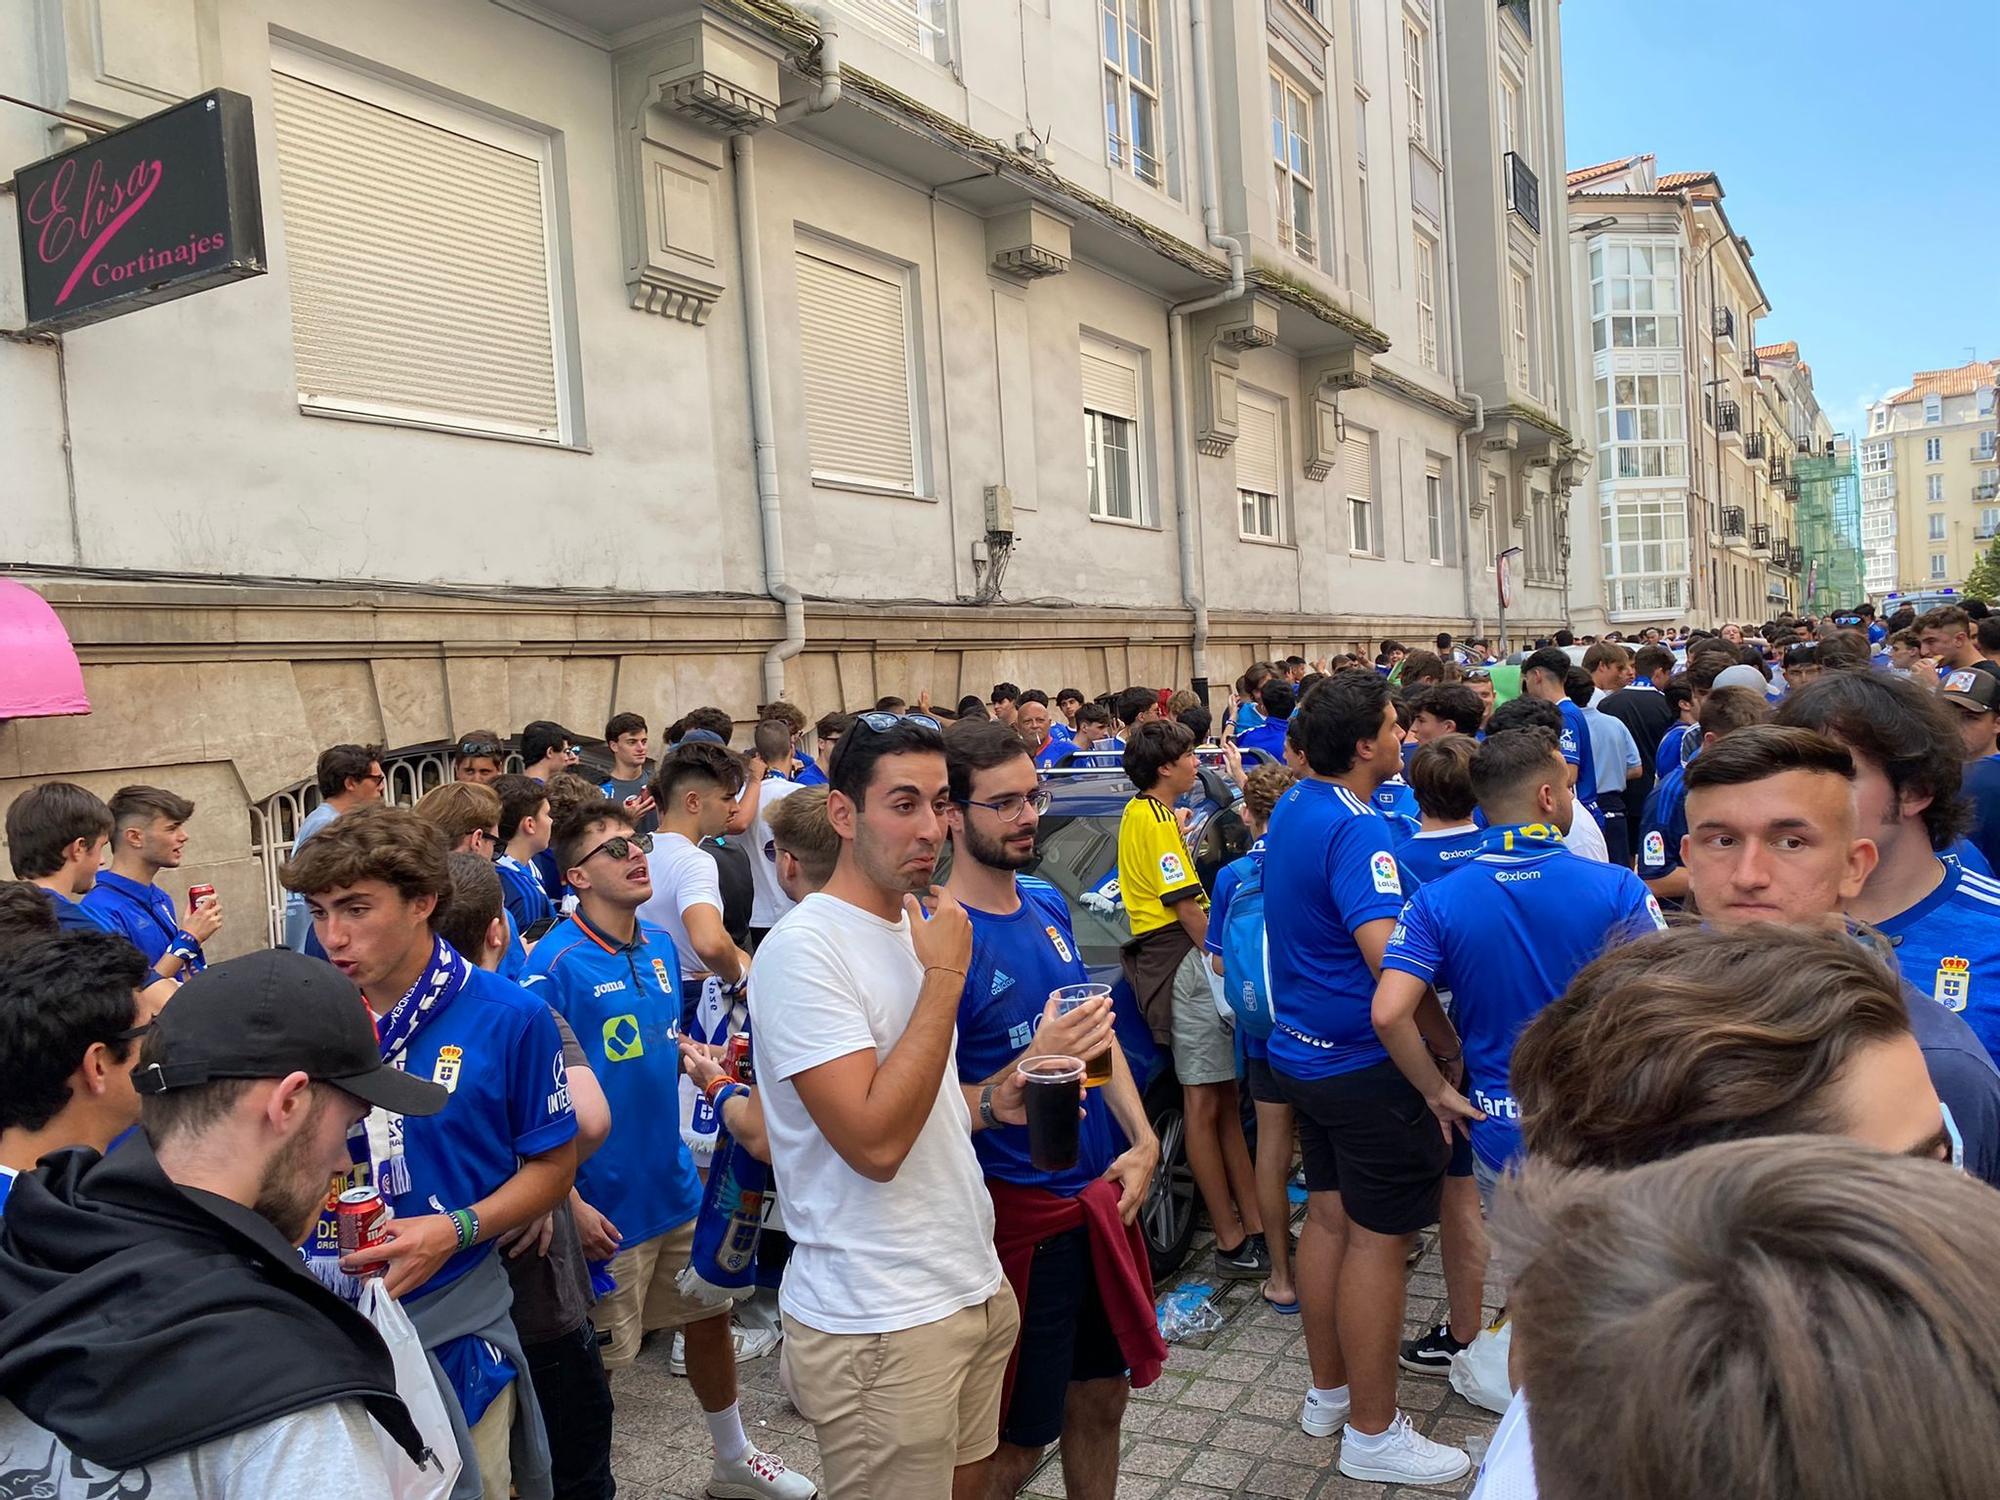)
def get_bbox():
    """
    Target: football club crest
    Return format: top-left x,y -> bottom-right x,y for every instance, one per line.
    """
1935,956 -> 1971,1013
432,1044 -> 463,1093
1046,925 -> 1074,964
1370,850 -> 1402,895
651,956 -> 674,995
